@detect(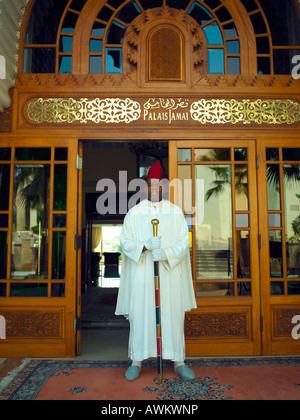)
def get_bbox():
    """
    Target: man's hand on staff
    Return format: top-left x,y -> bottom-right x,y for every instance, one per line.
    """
144,236 -> 161,251
152,249 -> 167,262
